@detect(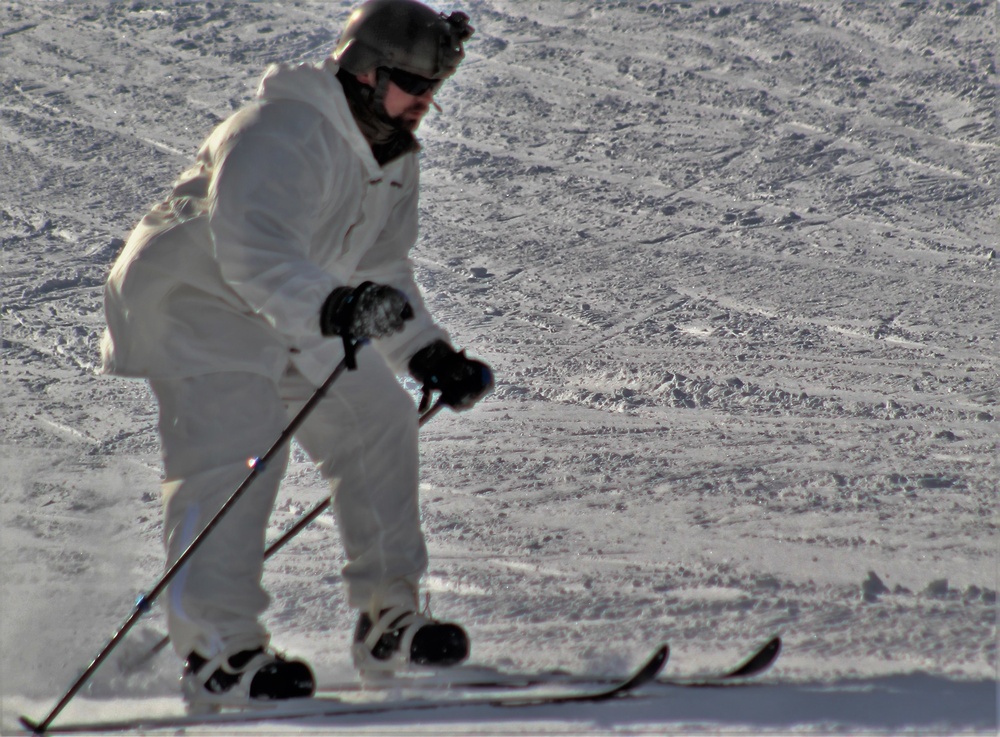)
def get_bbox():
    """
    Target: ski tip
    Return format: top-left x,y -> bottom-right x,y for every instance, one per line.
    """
639,644 -> 670,680
726,635 -> 782,679
653,643 -> 670,671
593,643 -> 669,701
